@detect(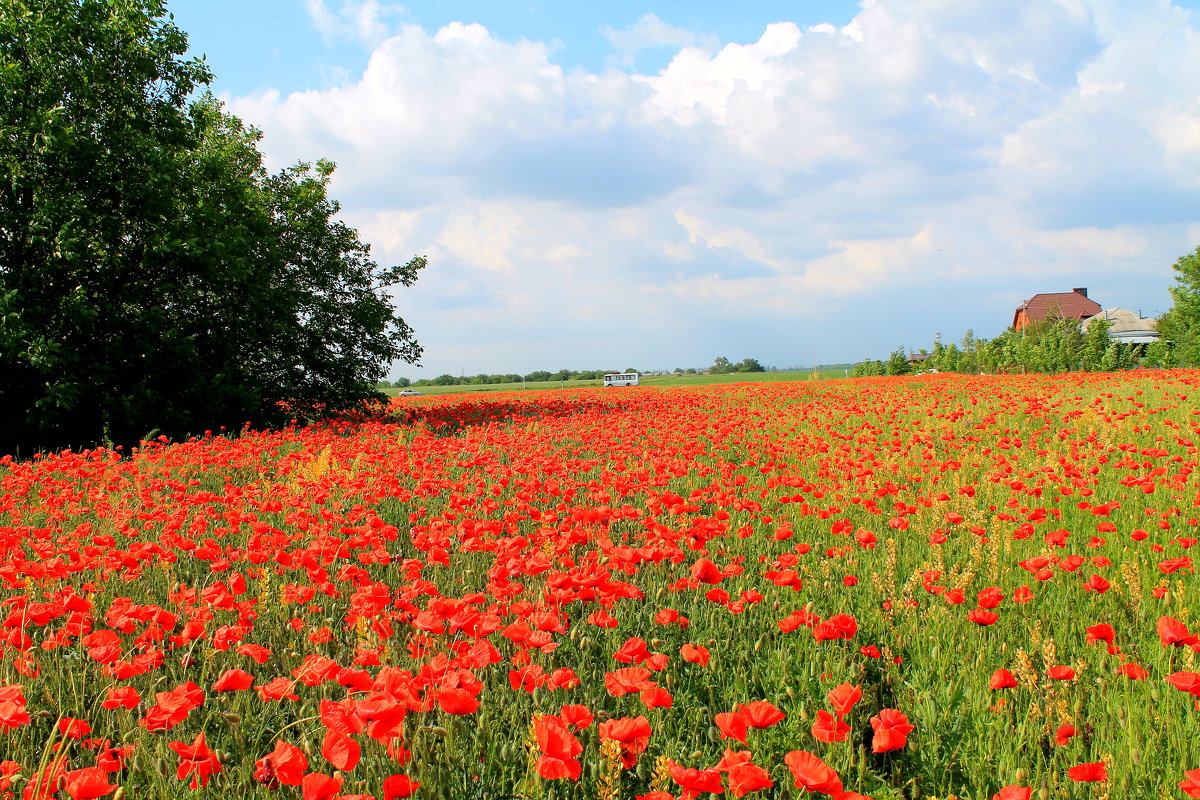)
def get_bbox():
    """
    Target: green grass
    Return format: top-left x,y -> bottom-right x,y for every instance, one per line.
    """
384,370 -> 851,397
